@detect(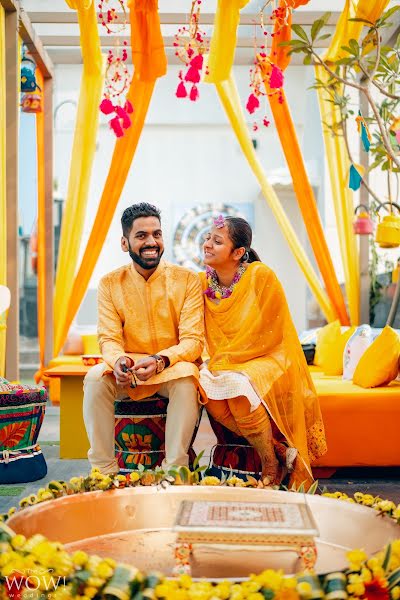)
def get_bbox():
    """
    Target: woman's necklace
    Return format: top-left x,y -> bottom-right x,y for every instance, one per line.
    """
204,264 -> 246,300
